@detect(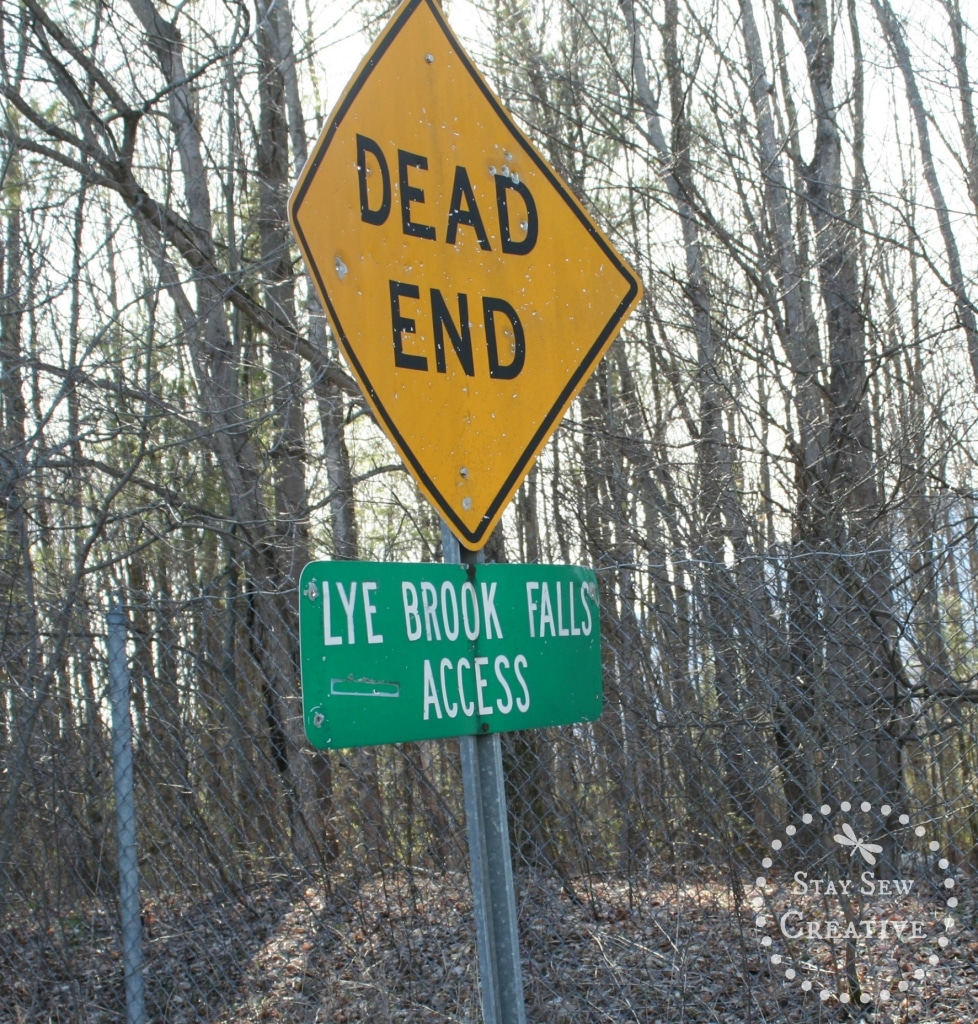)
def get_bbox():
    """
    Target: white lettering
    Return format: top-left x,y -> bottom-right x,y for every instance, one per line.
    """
422,660 -> 442,719
322,585 -> 343,646
778,912 -> 927,941
514,654 -> 530,712
421,581 -> 441,640
526,582 -> 539,637
337,581 -> 358,643
456,657 -> 475,716
481,581 -> 503,639
538,583 -> 555,637
442,581 -> 460,640
475,656 -> 492,715
440,657 -> 458,717
580,582 -> 594,636
363,582 -> 384,644
780,910 -> 802,939
403,583 -> 422,641
556,583 -> 570,636
494,655 -> 514,713
421,654 -> 532,716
